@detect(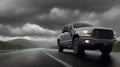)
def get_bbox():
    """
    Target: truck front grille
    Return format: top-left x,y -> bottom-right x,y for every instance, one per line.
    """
93,29 -> 114,39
